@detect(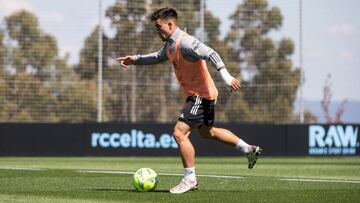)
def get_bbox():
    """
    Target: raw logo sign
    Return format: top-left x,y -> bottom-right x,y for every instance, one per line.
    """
308,125 -> 359,155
